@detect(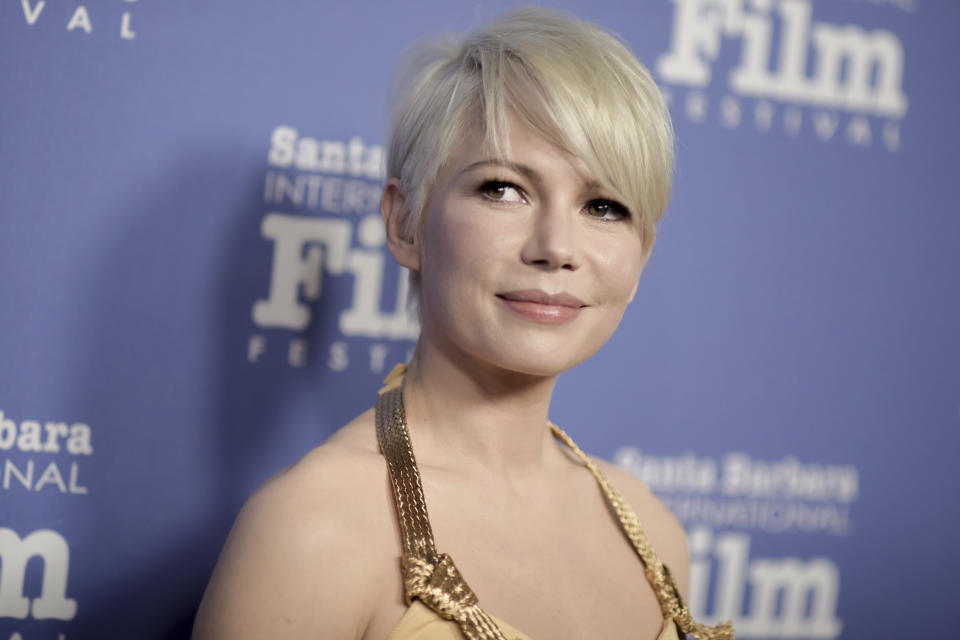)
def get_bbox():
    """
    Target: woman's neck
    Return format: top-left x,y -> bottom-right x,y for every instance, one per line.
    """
400,342 -> 564,479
